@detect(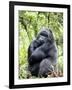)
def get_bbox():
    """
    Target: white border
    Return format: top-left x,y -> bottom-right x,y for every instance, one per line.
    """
14,6 -> 67,85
